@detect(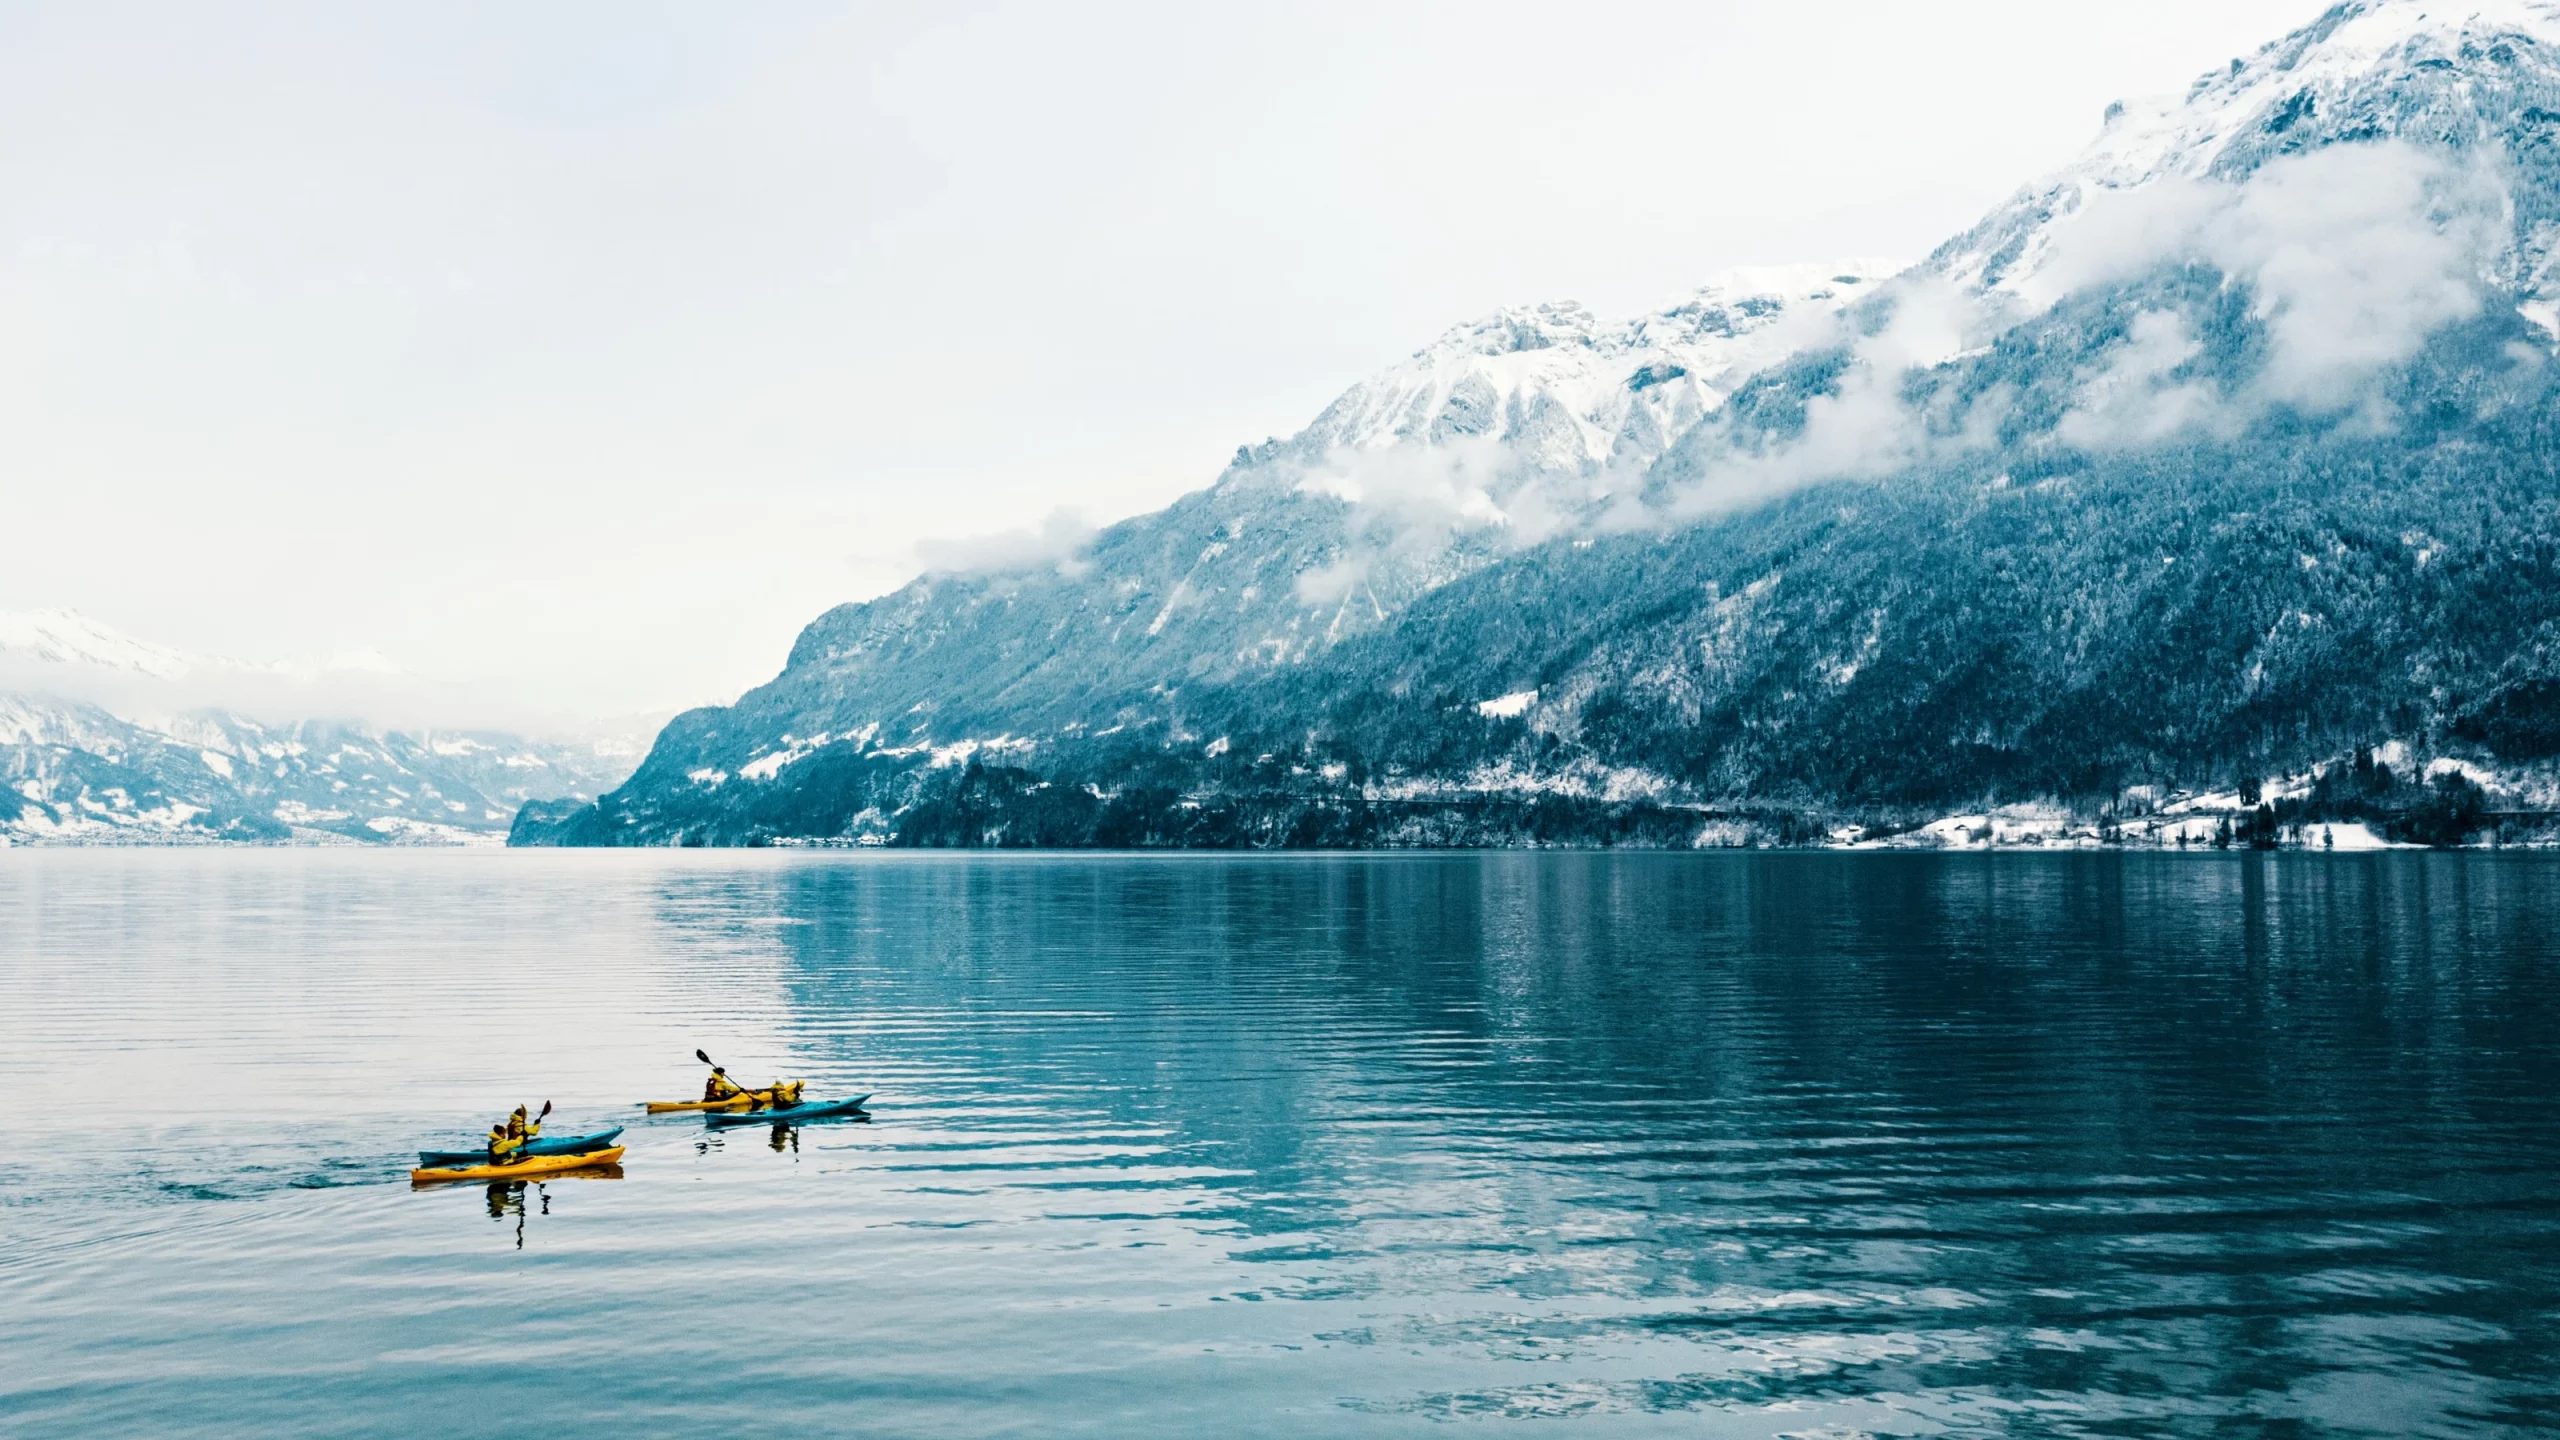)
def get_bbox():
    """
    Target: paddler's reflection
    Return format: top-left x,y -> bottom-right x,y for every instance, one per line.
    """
486,1180 -> 527,1247
770,1124 -> 798,1154
474,1171 -> 617,1248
